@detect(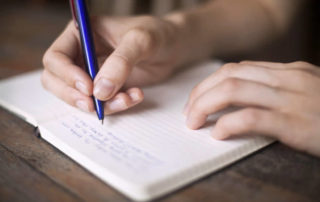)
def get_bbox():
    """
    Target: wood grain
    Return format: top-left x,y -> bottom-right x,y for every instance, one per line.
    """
0,144 -> 80,202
